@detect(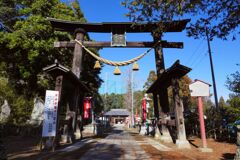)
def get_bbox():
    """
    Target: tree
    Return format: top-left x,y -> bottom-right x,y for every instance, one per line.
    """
102,93 -> 124,111
143,70 -> 157,90
122,0 -> 240,40
167,75 -> 192,112
226,71 -> 240,96
225,95 -> 240,122
219,96 -> 226,109
223,69 -> 240,123
0,0 -> 103,124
